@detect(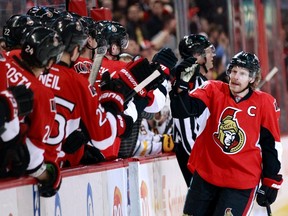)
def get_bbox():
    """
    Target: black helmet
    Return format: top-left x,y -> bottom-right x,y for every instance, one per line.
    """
26,6 -> 42,16
21,27 -> 65,68
51,17 -> 88,53
27,6 -> 60,17
27,6 -> 61,27
3,14 -> 42,49
95,20 -> 129,49
179,34 -> 212,59
226,51 -> 260,78
67,11 -> 82,21
79,16 -> 98,39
